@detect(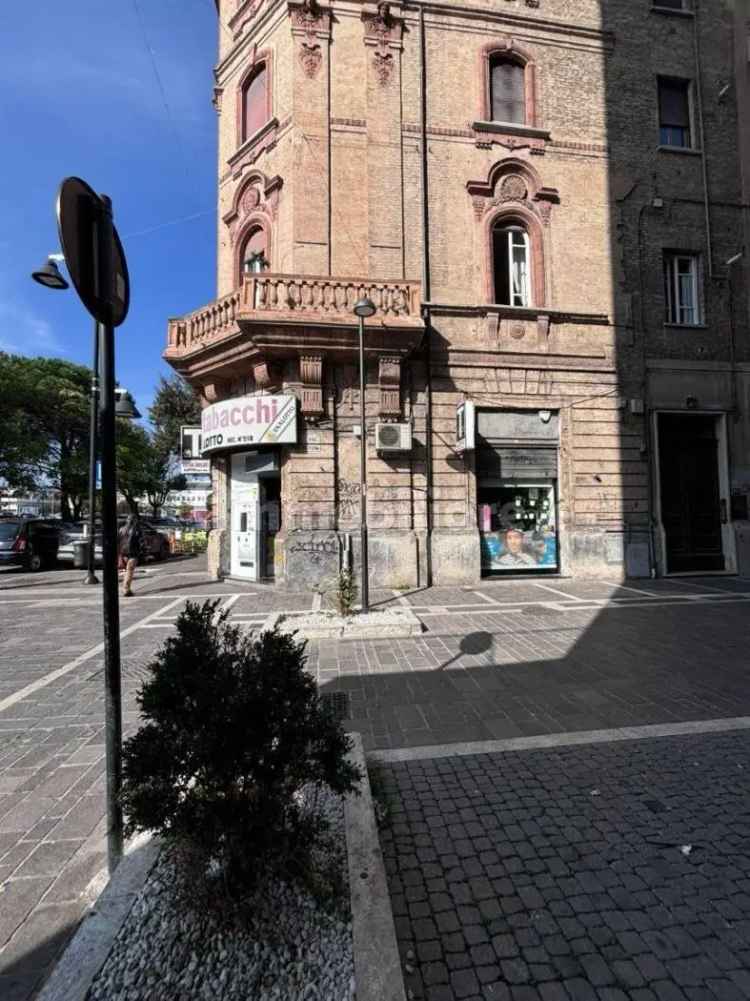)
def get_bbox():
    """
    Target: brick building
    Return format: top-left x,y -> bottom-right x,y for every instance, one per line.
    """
165,0 -> 750,588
